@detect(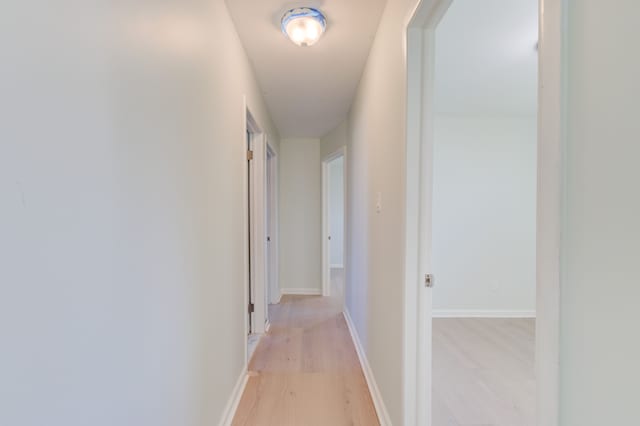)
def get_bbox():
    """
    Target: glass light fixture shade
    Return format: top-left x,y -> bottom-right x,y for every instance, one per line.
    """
281,8 -> 327,47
